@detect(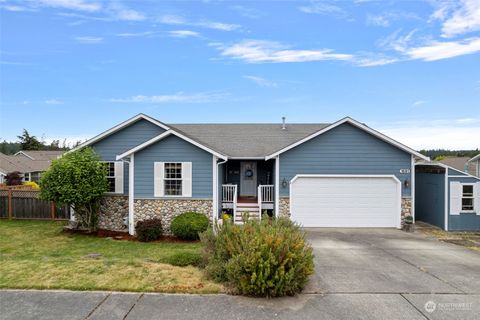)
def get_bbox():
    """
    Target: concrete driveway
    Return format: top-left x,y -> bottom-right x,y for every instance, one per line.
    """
1,229 -> 479,320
